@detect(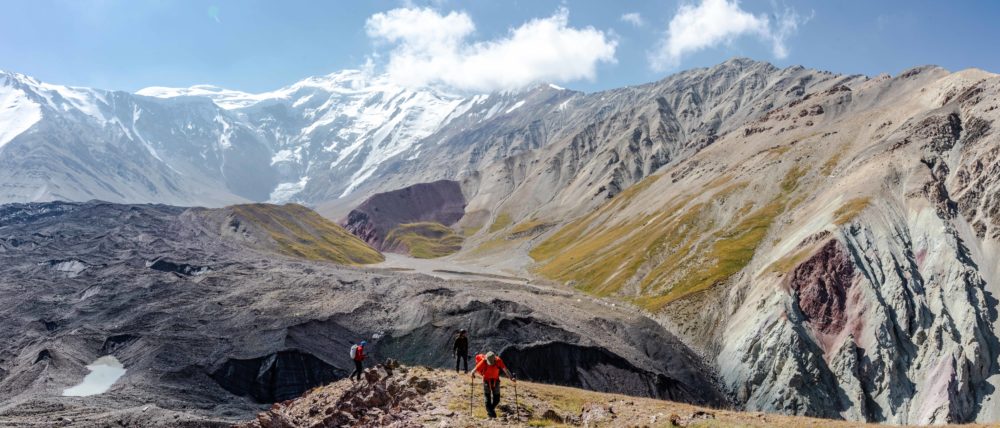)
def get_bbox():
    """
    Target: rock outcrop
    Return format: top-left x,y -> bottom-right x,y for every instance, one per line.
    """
243,360 -> 430,428
341,180 -> 466,250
